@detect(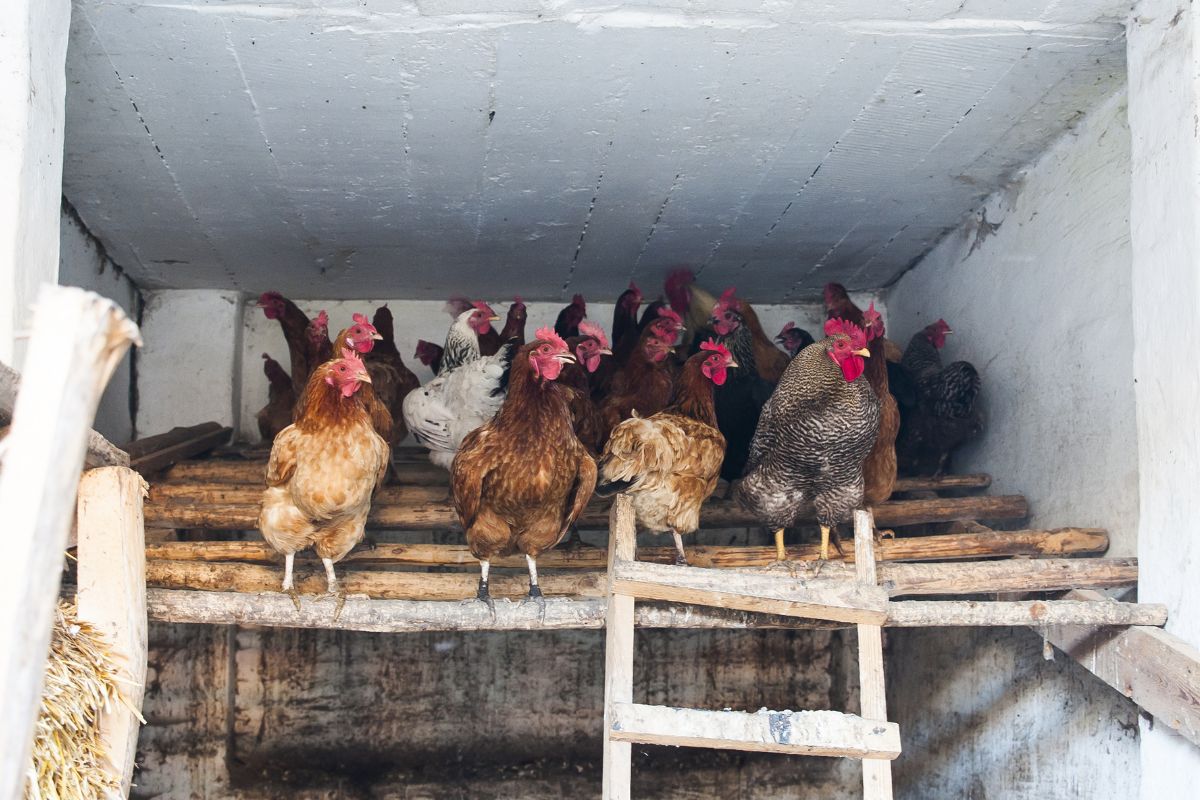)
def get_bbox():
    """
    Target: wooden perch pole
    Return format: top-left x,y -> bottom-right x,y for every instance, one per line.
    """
0,286 -> 140,800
